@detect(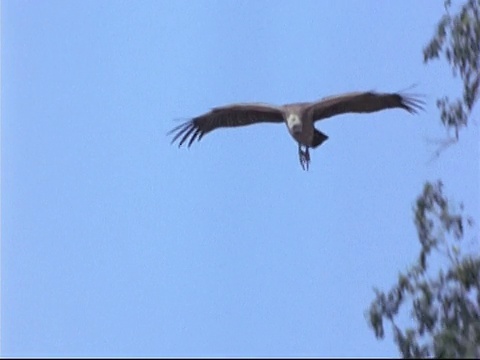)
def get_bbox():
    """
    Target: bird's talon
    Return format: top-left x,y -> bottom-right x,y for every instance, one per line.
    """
298,147 -> 310,171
